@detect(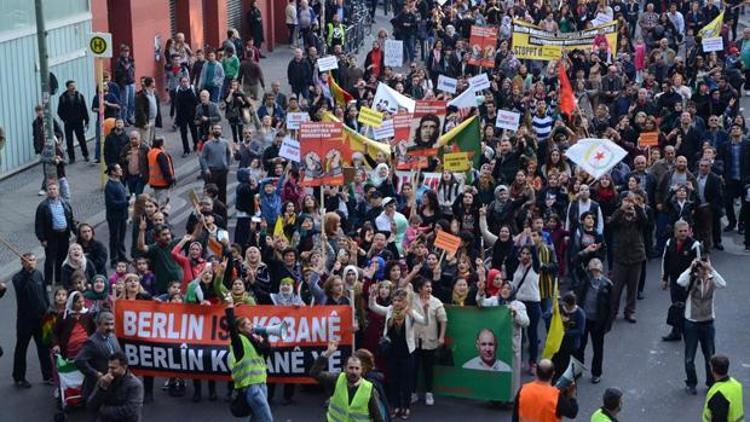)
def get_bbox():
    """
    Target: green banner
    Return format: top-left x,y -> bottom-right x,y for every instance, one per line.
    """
433,306 -> 513,401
